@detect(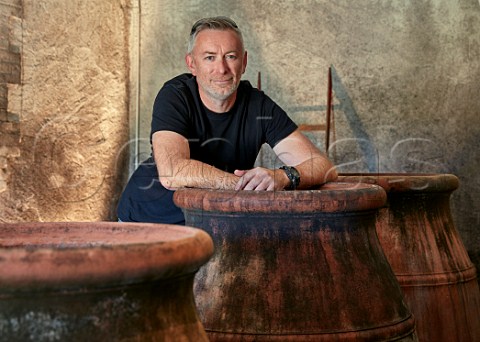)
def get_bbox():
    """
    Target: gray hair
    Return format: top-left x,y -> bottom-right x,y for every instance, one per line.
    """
187,16 -> 244,54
